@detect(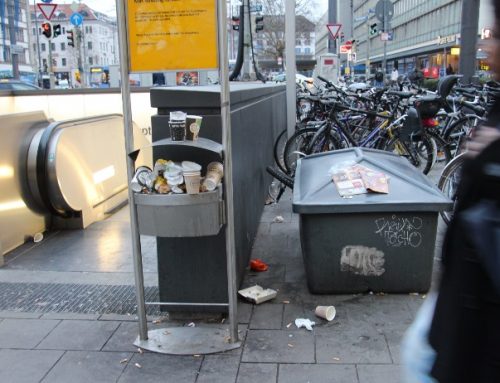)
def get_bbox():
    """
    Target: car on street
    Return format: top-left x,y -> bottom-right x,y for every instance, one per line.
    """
0,79 -> 41,90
